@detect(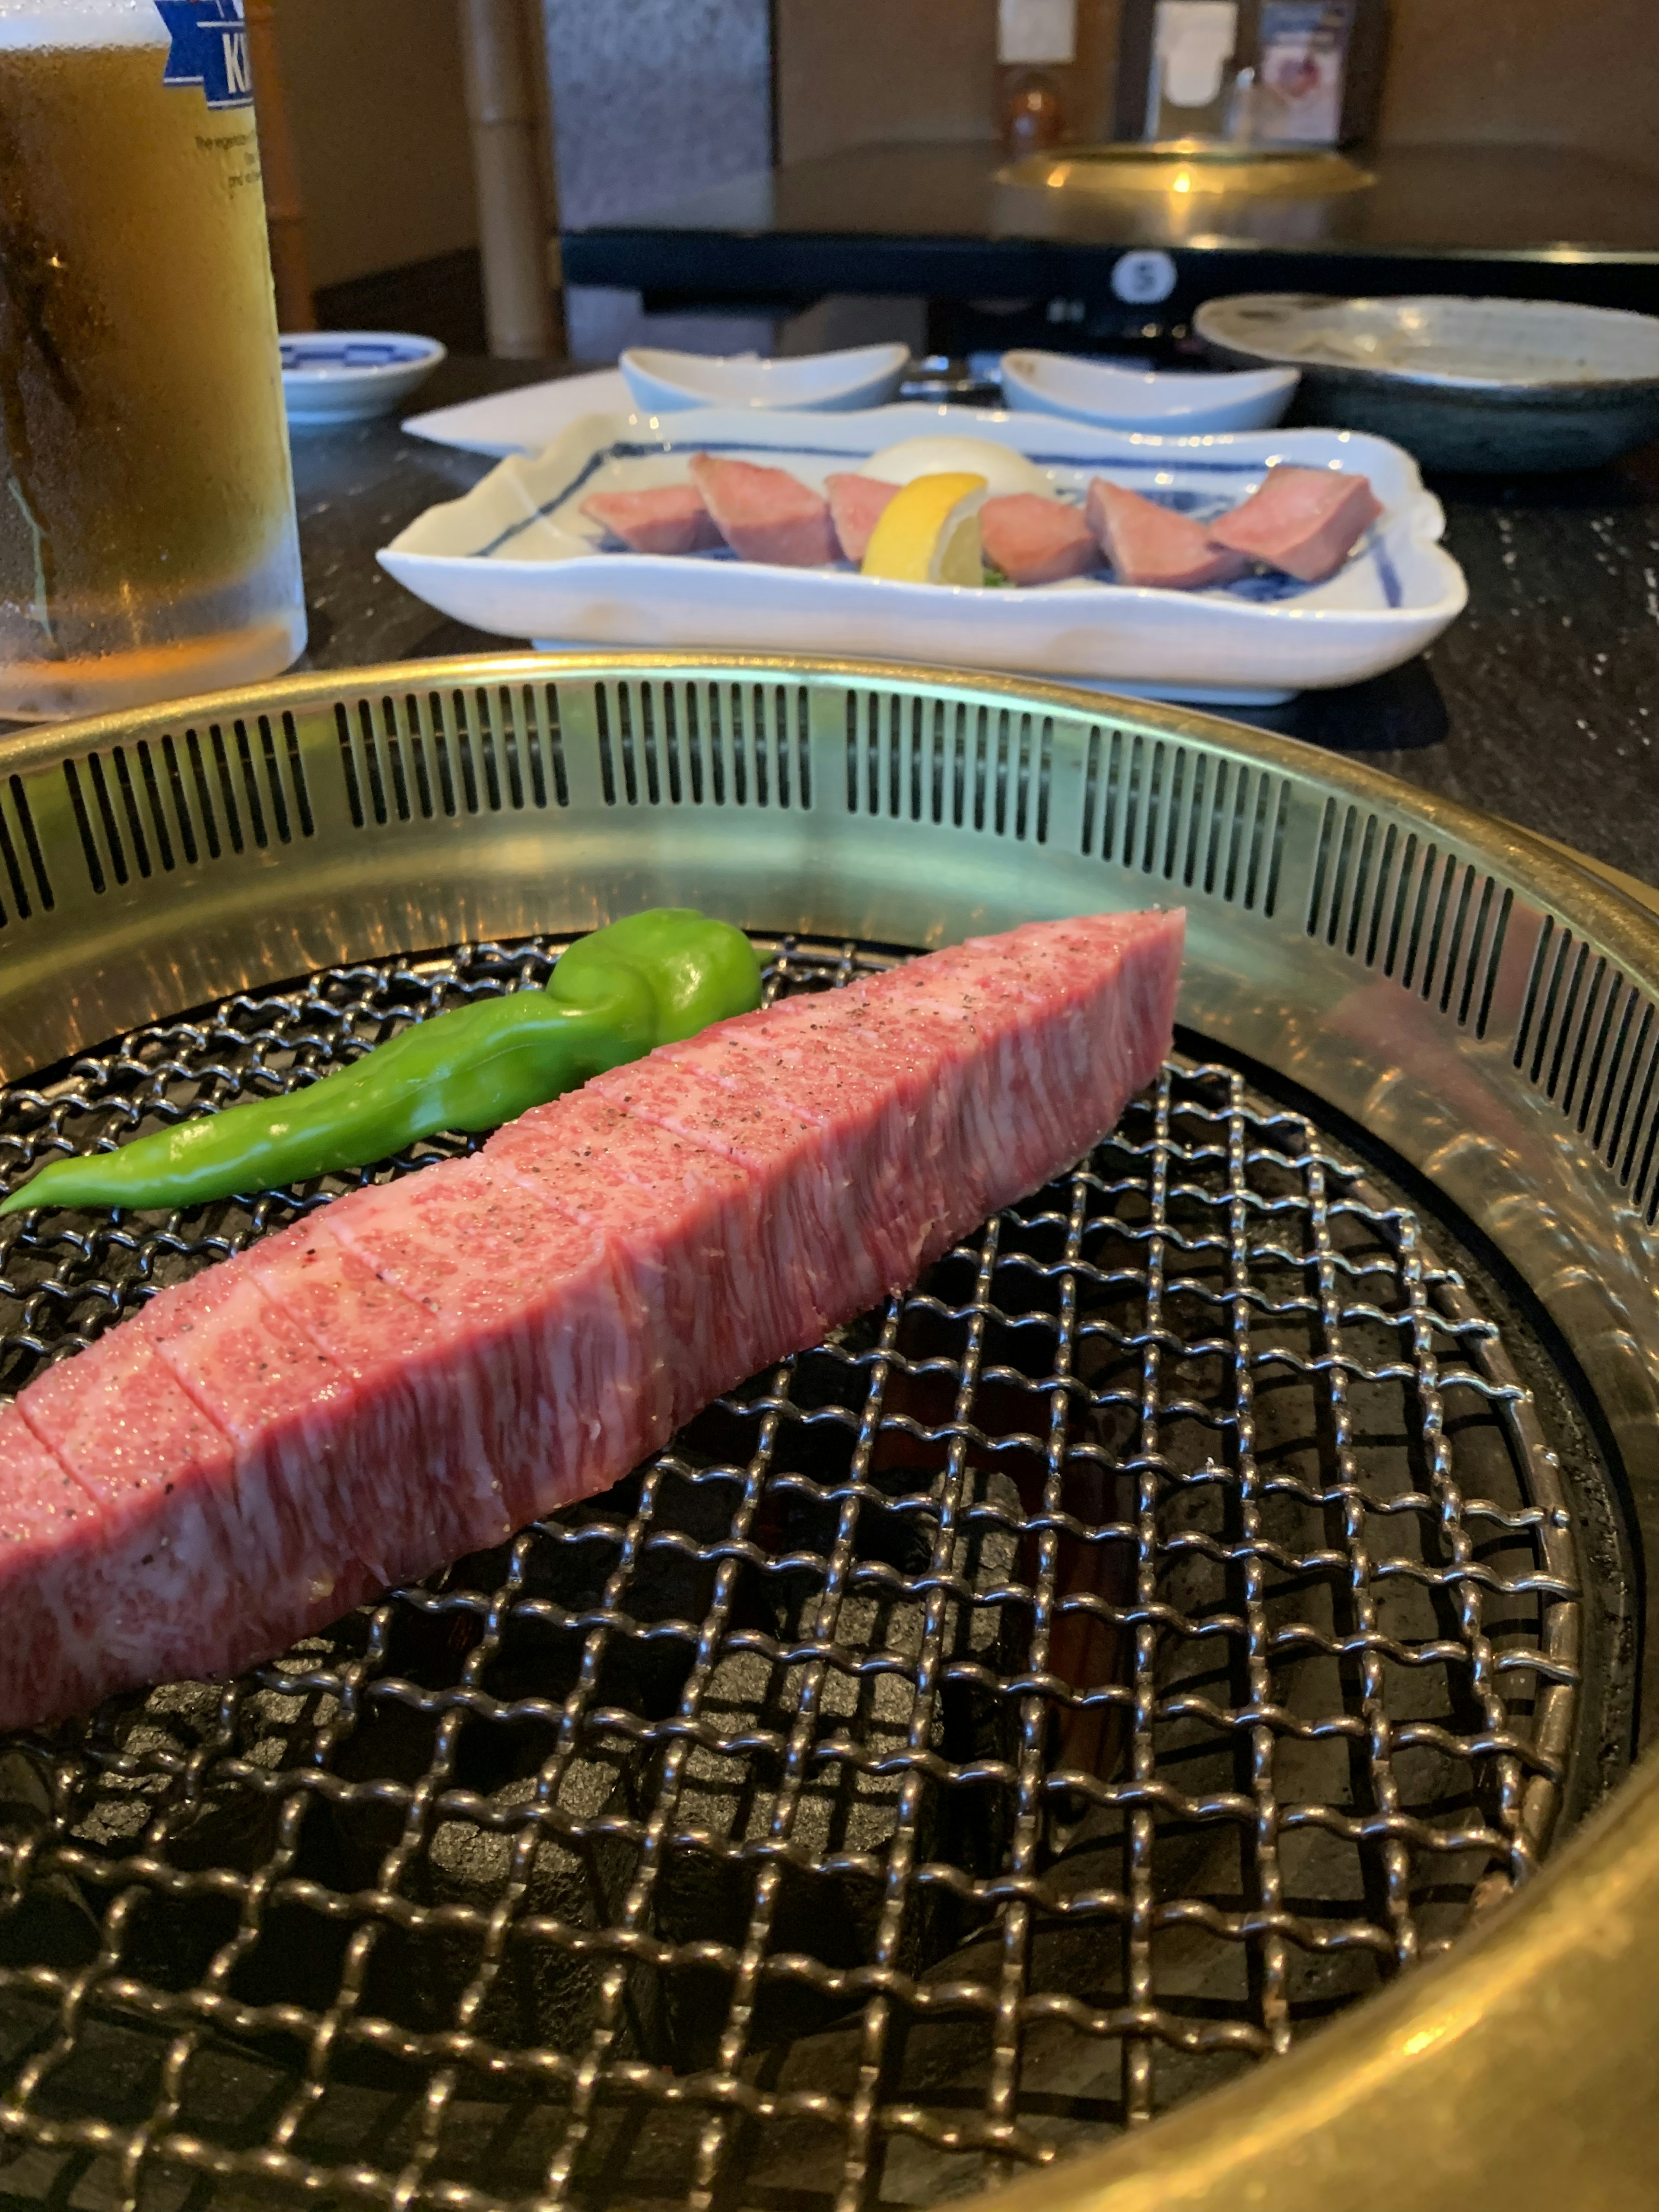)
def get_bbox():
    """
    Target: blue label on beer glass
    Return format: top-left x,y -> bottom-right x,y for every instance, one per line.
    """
154,0 -> 254,110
